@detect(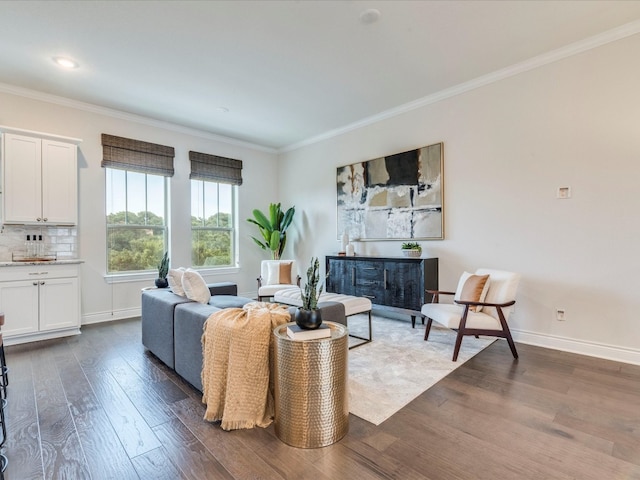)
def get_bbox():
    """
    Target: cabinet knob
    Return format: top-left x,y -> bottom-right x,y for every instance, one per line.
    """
37,218 -> 42,222
33,282 -> 38,286
40,281 -> 45,285
43,218 -> 48,222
